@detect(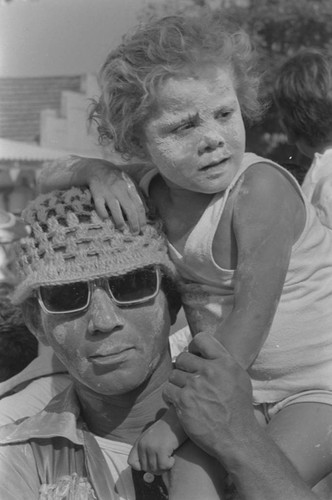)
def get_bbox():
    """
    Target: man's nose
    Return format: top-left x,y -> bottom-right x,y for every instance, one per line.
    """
198,126 -> 225,155
87,288 -> 124,335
